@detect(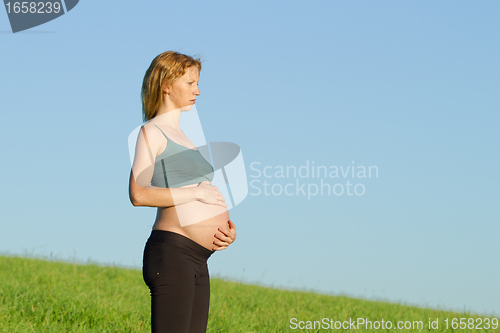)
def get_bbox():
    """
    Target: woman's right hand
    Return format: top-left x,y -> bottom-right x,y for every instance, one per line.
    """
197,181 -> 227,207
